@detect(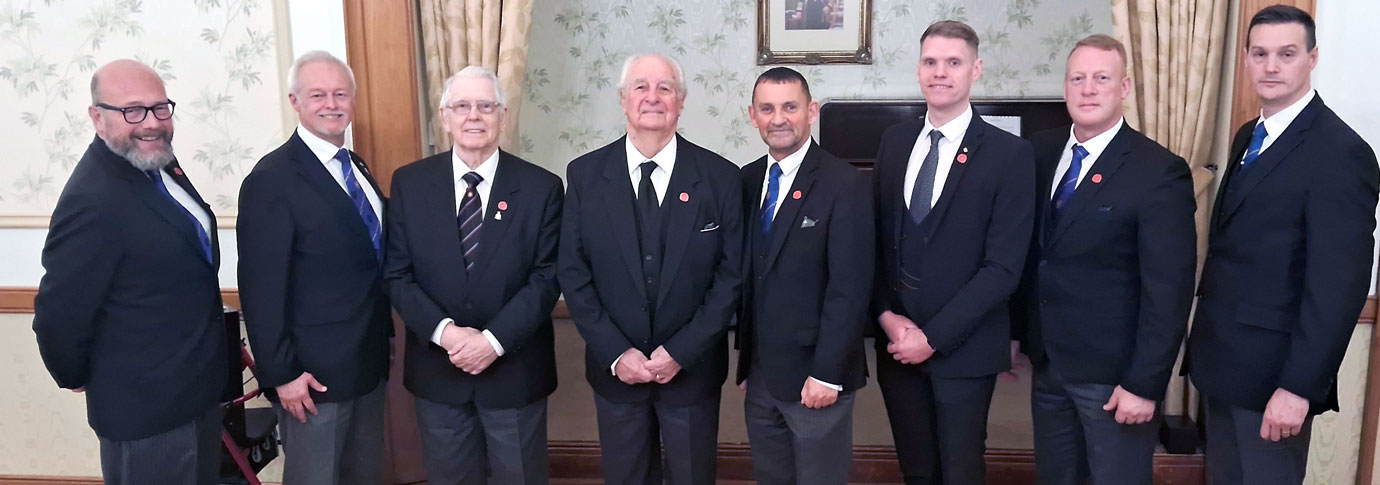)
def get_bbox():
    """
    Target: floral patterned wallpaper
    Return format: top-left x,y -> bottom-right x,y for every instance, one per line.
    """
515,0 -> 1111,171
0,0 -> 289,216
